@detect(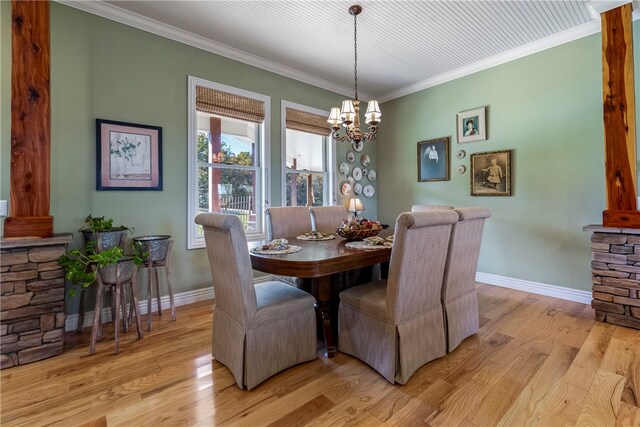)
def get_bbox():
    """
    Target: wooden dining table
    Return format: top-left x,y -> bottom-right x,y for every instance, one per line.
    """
249,236 -> 391,357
